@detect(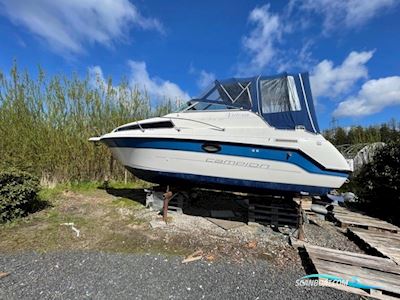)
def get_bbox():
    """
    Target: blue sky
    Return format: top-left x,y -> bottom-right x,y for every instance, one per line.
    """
0,0 -> 399,129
